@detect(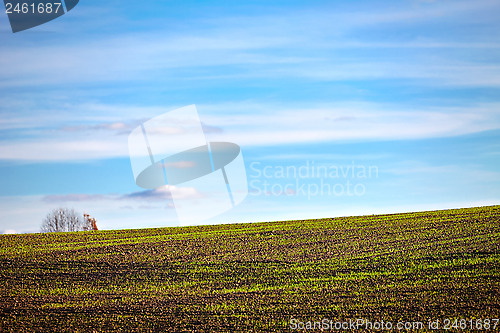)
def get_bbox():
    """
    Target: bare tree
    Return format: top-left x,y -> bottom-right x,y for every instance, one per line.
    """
41,208 -> 98,233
